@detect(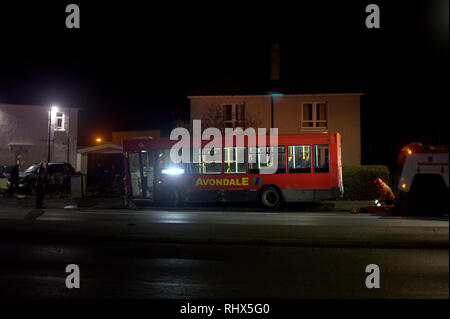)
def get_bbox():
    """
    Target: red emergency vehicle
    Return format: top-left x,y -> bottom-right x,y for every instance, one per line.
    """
122,132 -> 343,208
